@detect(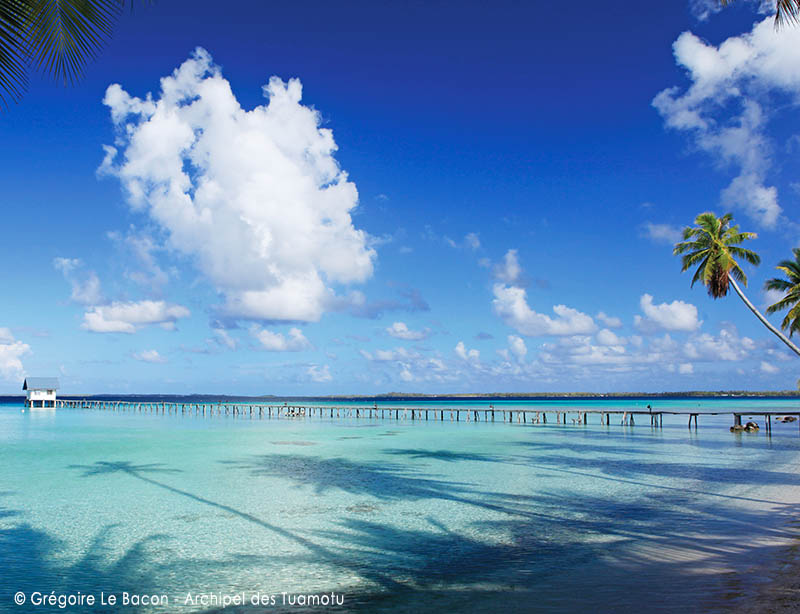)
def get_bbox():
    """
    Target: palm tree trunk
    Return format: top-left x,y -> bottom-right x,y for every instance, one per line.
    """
729,277 -> 800,357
